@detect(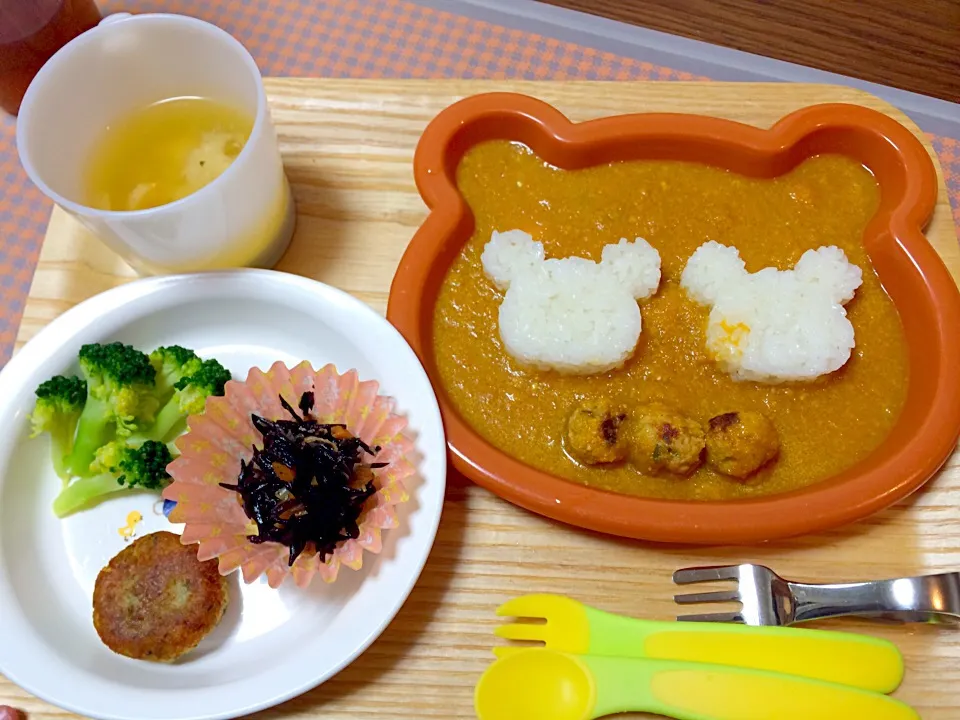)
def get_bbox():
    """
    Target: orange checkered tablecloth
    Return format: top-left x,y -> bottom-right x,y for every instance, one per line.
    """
0,0 -> 957,361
